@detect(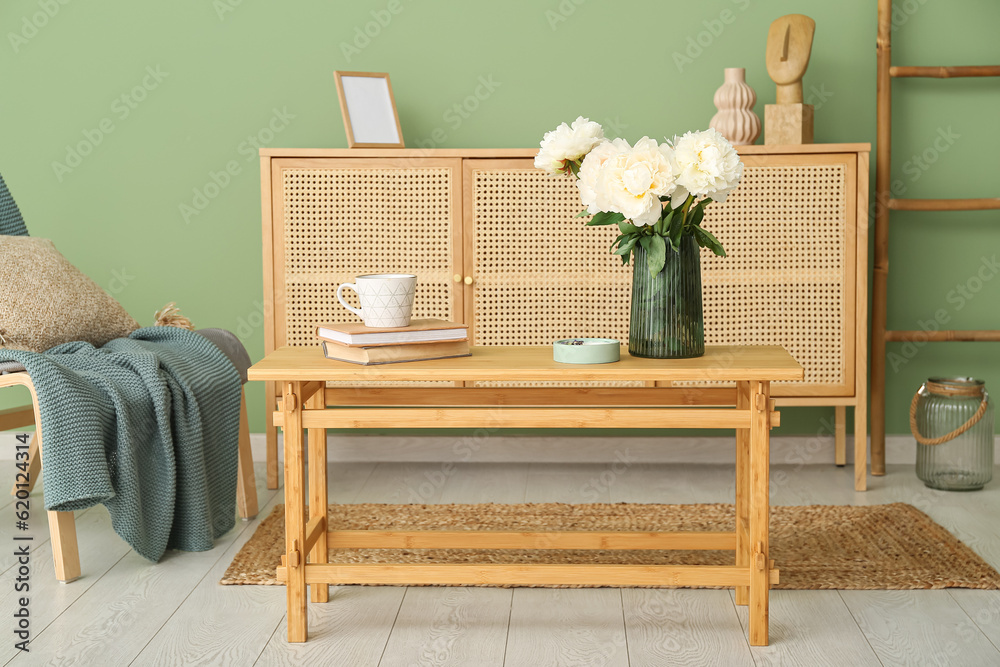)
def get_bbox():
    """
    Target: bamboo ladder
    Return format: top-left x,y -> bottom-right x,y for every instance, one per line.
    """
871,0 -> 1000,473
